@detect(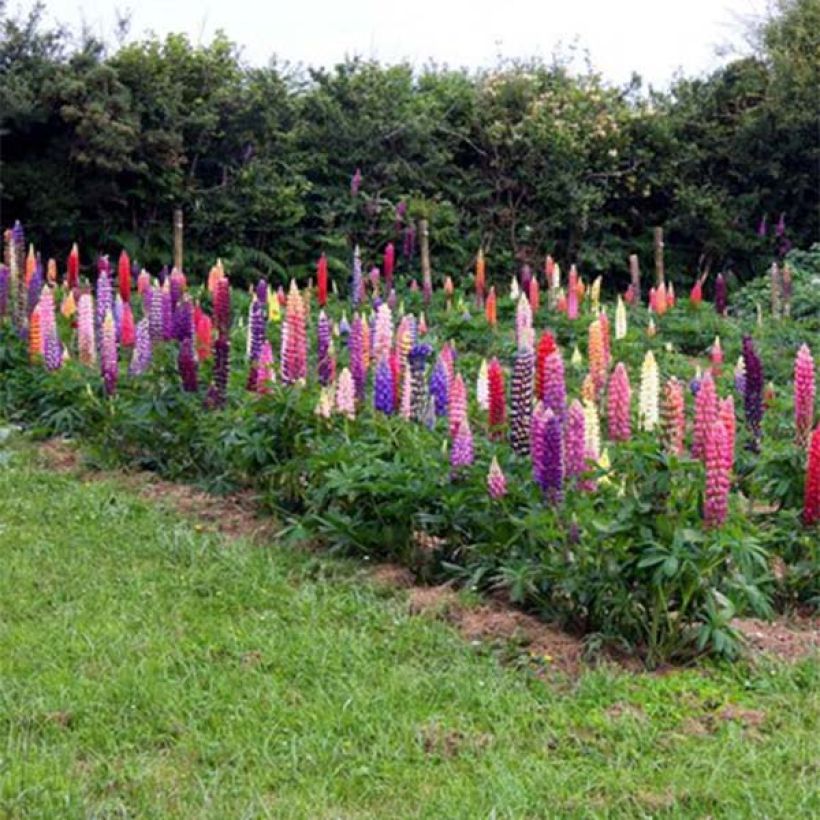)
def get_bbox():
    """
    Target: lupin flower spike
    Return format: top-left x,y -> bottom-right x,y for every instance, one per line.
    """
742,335 -> 764,450
476,359 -> 489,410
487,457 -> 507,500
803,425 -> 820,525
638,350 -> 660,432
692,371 -> 717,461
450,419 -> 474,478
661,377 -> 685,455
448,373 -> 467,439
607,362 -> 631,441
615,295 -> 627,340
794,344 -> 815,448
487,357 -> 506,438
704,420 -> 730,528
565,399 -> 587,484
336,368 -> 356,419
100,310 -> 118,396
